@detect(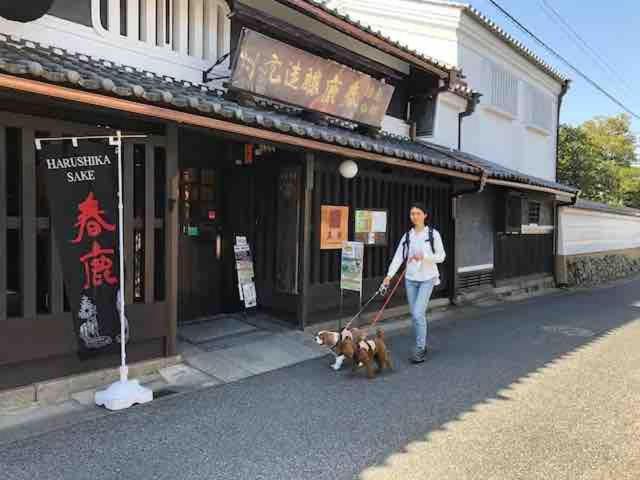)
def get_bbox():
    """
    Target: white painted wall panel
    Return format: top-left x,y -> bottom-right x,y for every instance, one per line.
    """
327,0 -> 563,182
558,207 -> 640,256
